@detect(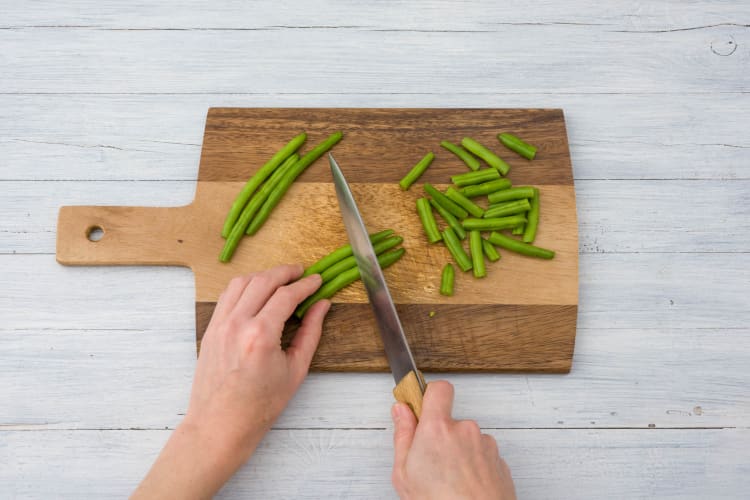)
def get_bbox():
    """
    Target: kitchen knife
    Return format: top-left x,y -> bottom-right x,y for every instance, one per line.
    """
329,153 -> 426,418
